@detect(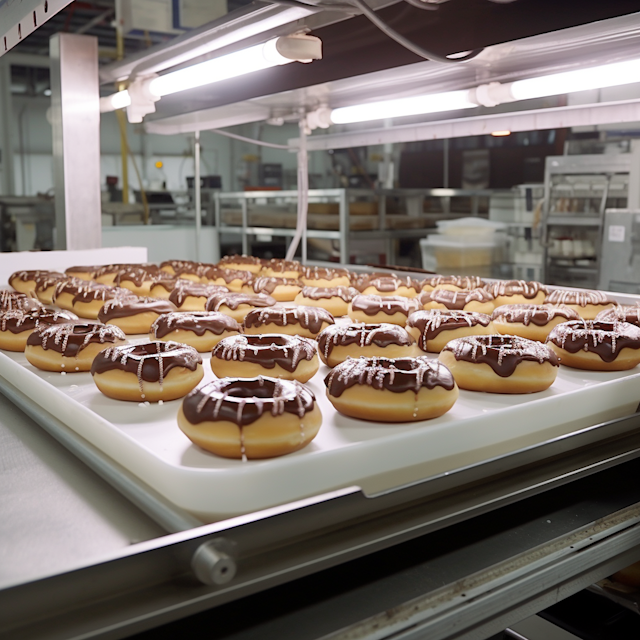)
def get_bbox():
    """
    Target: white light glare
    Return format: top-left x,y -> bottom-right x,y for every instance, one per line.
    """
111,90 -> 132,109
511,58 -> 640,101
330,90 -> 476,124
148,39 -> 293,98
